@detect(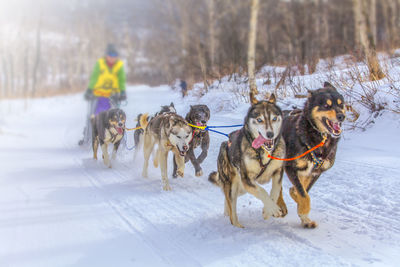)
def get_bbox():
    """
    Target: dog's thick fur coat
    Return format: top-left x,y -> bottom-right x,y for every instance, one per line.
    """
133,103 -> 176,160
282,82 -> 345,228
209,94 -> 287,228
141,112 -> 192,191
92,108 -> 126,168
